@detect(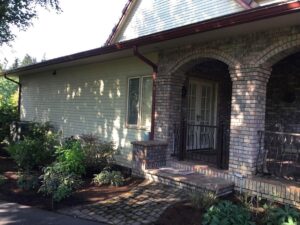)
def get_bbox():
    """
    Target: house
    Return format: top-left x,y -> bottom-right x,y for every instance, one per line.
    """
3,0 -> 300,206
